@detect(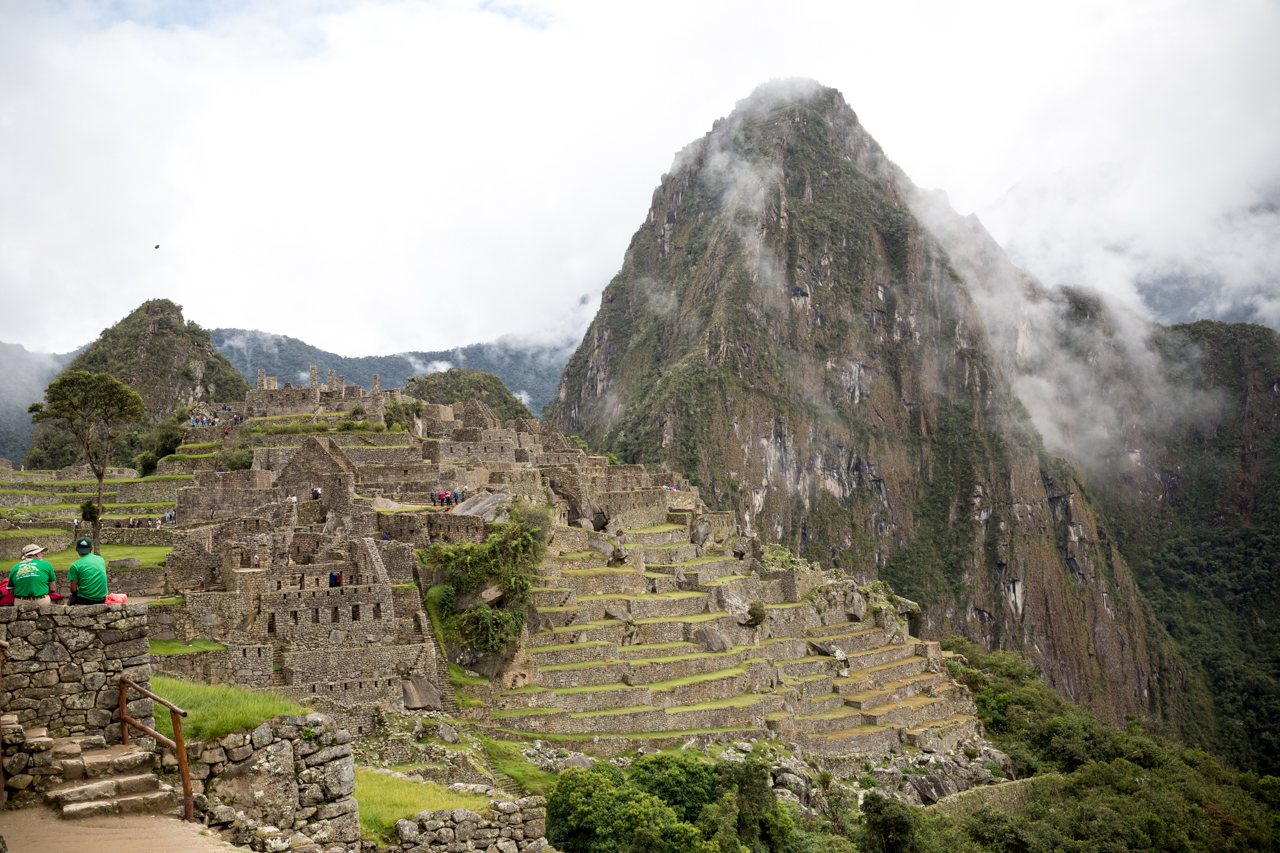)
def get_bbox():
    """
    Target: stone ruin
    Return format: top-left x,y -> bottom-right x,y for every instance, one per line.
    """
141,365 -> 983,781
